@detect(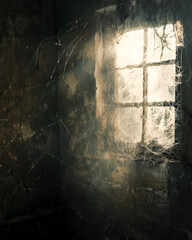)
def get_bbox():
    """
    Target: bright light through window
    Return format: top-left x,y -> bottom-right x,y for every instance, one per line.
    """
115,29 -> 144,68
147,24 -> 176,63
115,24 -> 177,147
148,64 -> 175,102
117,68 -> 143,103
